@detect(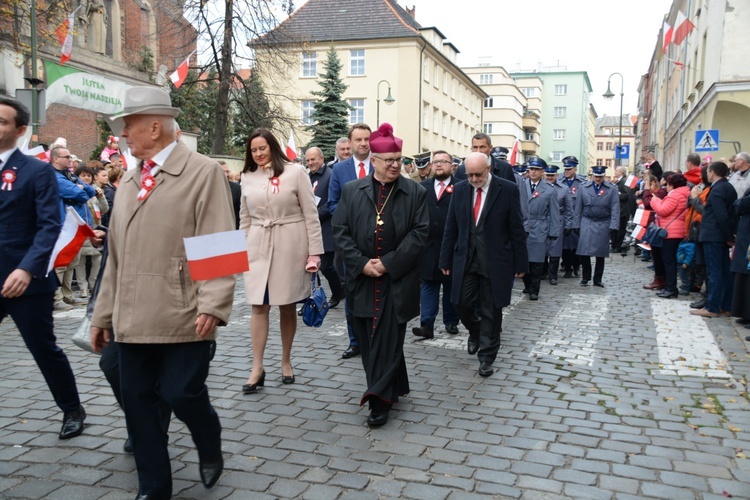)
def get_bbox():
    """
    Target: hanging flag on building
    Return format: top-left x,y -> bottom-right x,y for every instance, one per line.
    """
672,11 -> 695,46
47,207 -> 96,275
55,7 -> 80,65
662,21 -> 673,54
169,50 -> 196,89
183,230 -> 249,281
285,131 -> 298,161
509,139 -> 519,166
